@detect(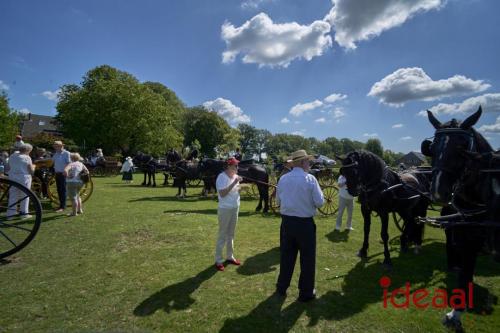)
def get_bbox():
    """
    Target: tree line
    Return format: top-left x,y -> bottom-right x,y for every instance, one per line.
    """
0,65 -> 405,166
